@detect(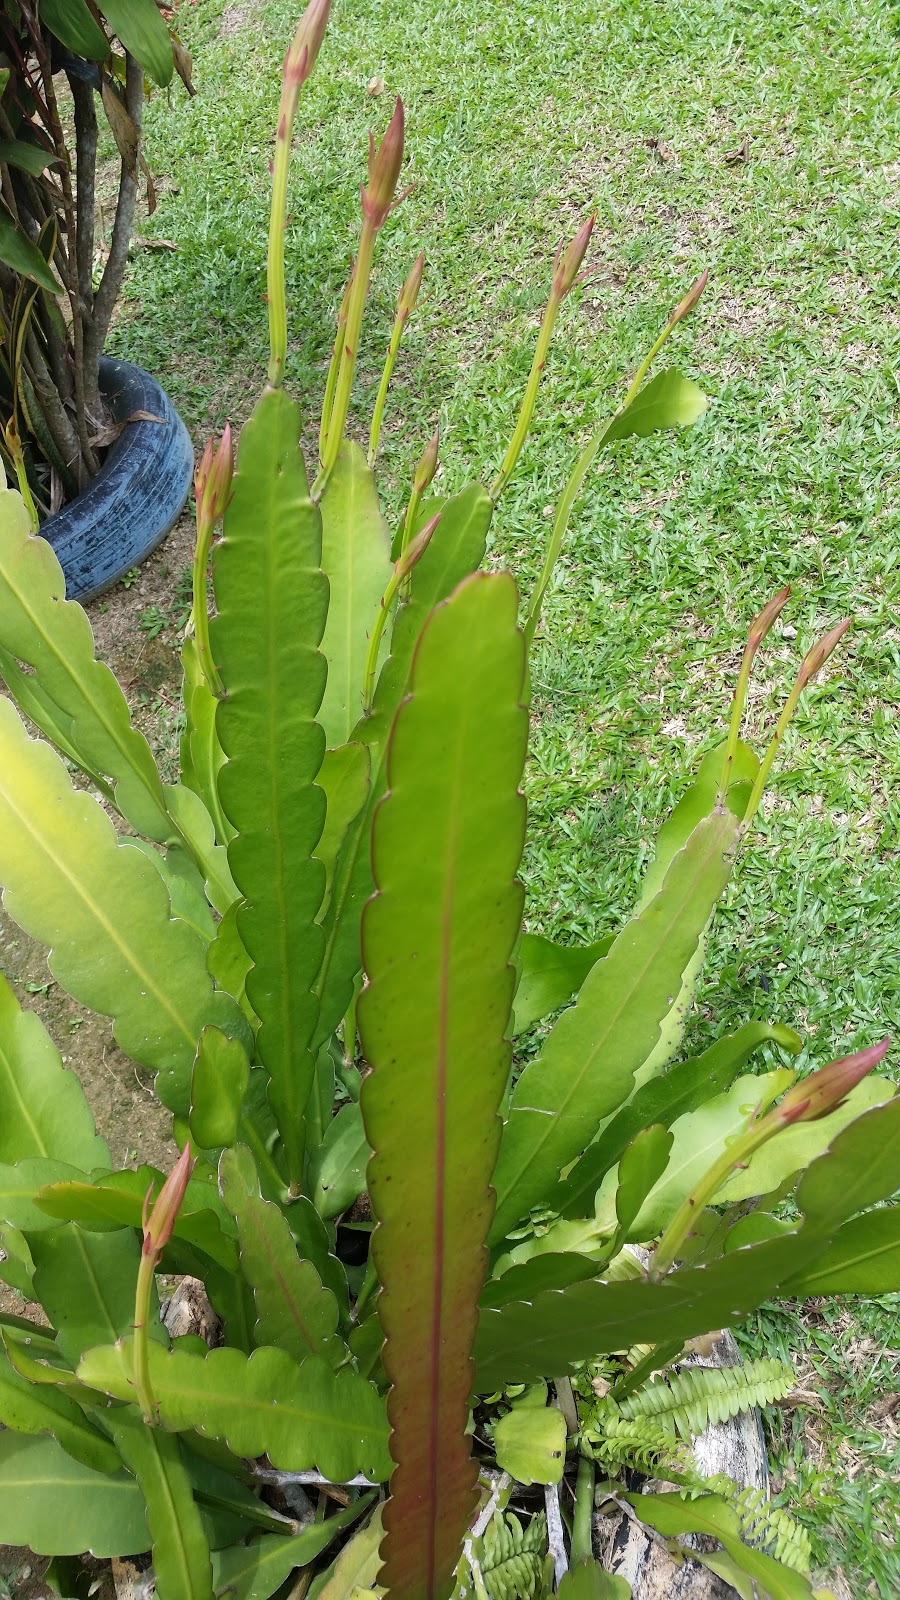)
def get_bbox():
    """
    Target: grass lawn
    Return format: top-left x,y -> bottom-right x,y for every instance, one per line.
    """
109,0 -> 899,1591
